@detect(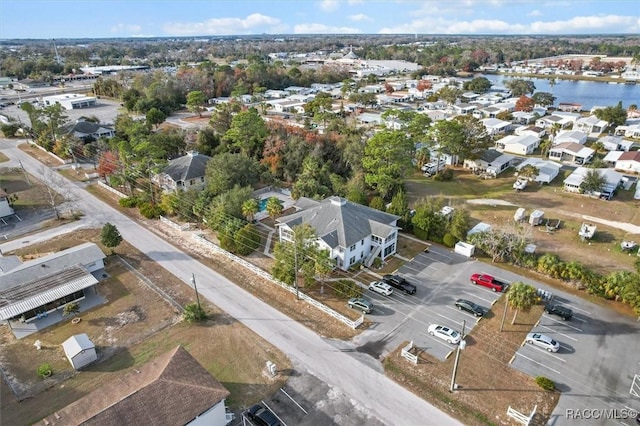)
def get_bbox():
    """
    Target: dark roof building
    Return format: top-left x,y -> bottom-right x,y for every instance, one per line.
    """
152,151 -> 211,193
